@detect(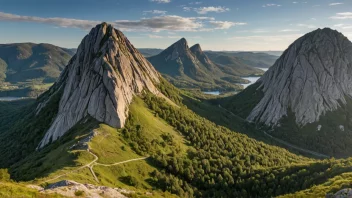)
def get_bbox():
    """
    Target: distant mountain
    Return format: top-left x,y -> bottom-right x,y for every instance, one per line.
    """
0,43 -> 72,83
138,48 -> 163,57
253,51 -> 283,56
148,38 -> 262,91
0,43 -> 73,97
205,51 -> 266,76
205,51 -> 279,68
222,28 -> 352,157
